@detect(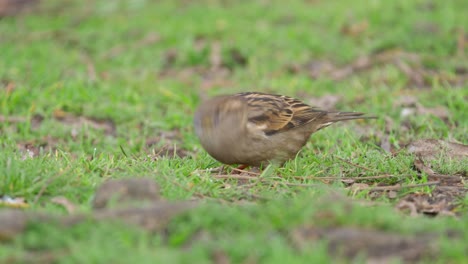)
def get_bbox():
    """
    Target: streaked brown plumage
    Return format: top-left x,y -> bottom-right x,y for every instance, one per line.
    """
194,92 -> 375,167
